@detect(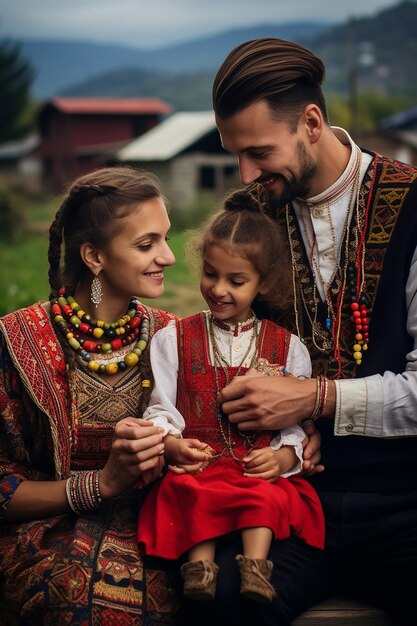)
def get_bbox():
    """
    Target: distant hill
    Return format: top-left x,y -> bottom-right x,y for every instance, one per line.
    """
306,0 -> 417,98
60,67 -> 218,111
20,22 -> 331,99
18,1 -> 417,106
